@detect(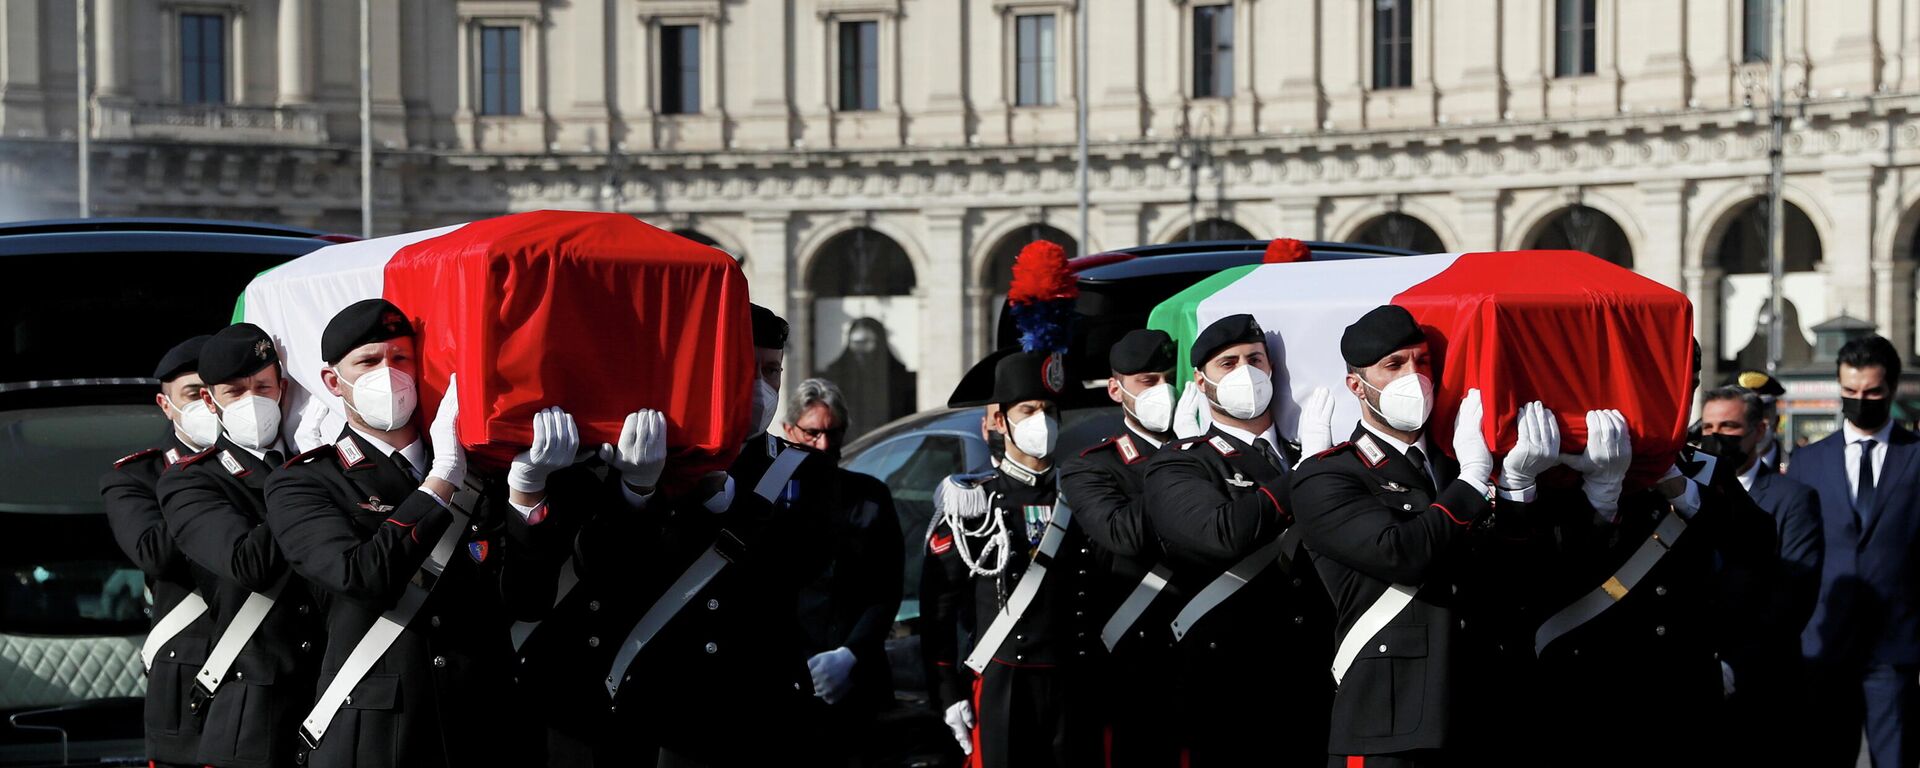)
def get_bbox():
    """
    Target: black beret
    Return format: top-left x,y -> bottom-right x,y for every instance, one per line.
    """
1111,329 -> 1175,375
199,323 -> 279,384
1732,370 -> 1786,399
321,299 -> 415,365
1191,314 -> 1265,368
751,304 -> 788,350
153,334 -> 212,382
1340,305 -> 1426,368
991,350 -> 1066,406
